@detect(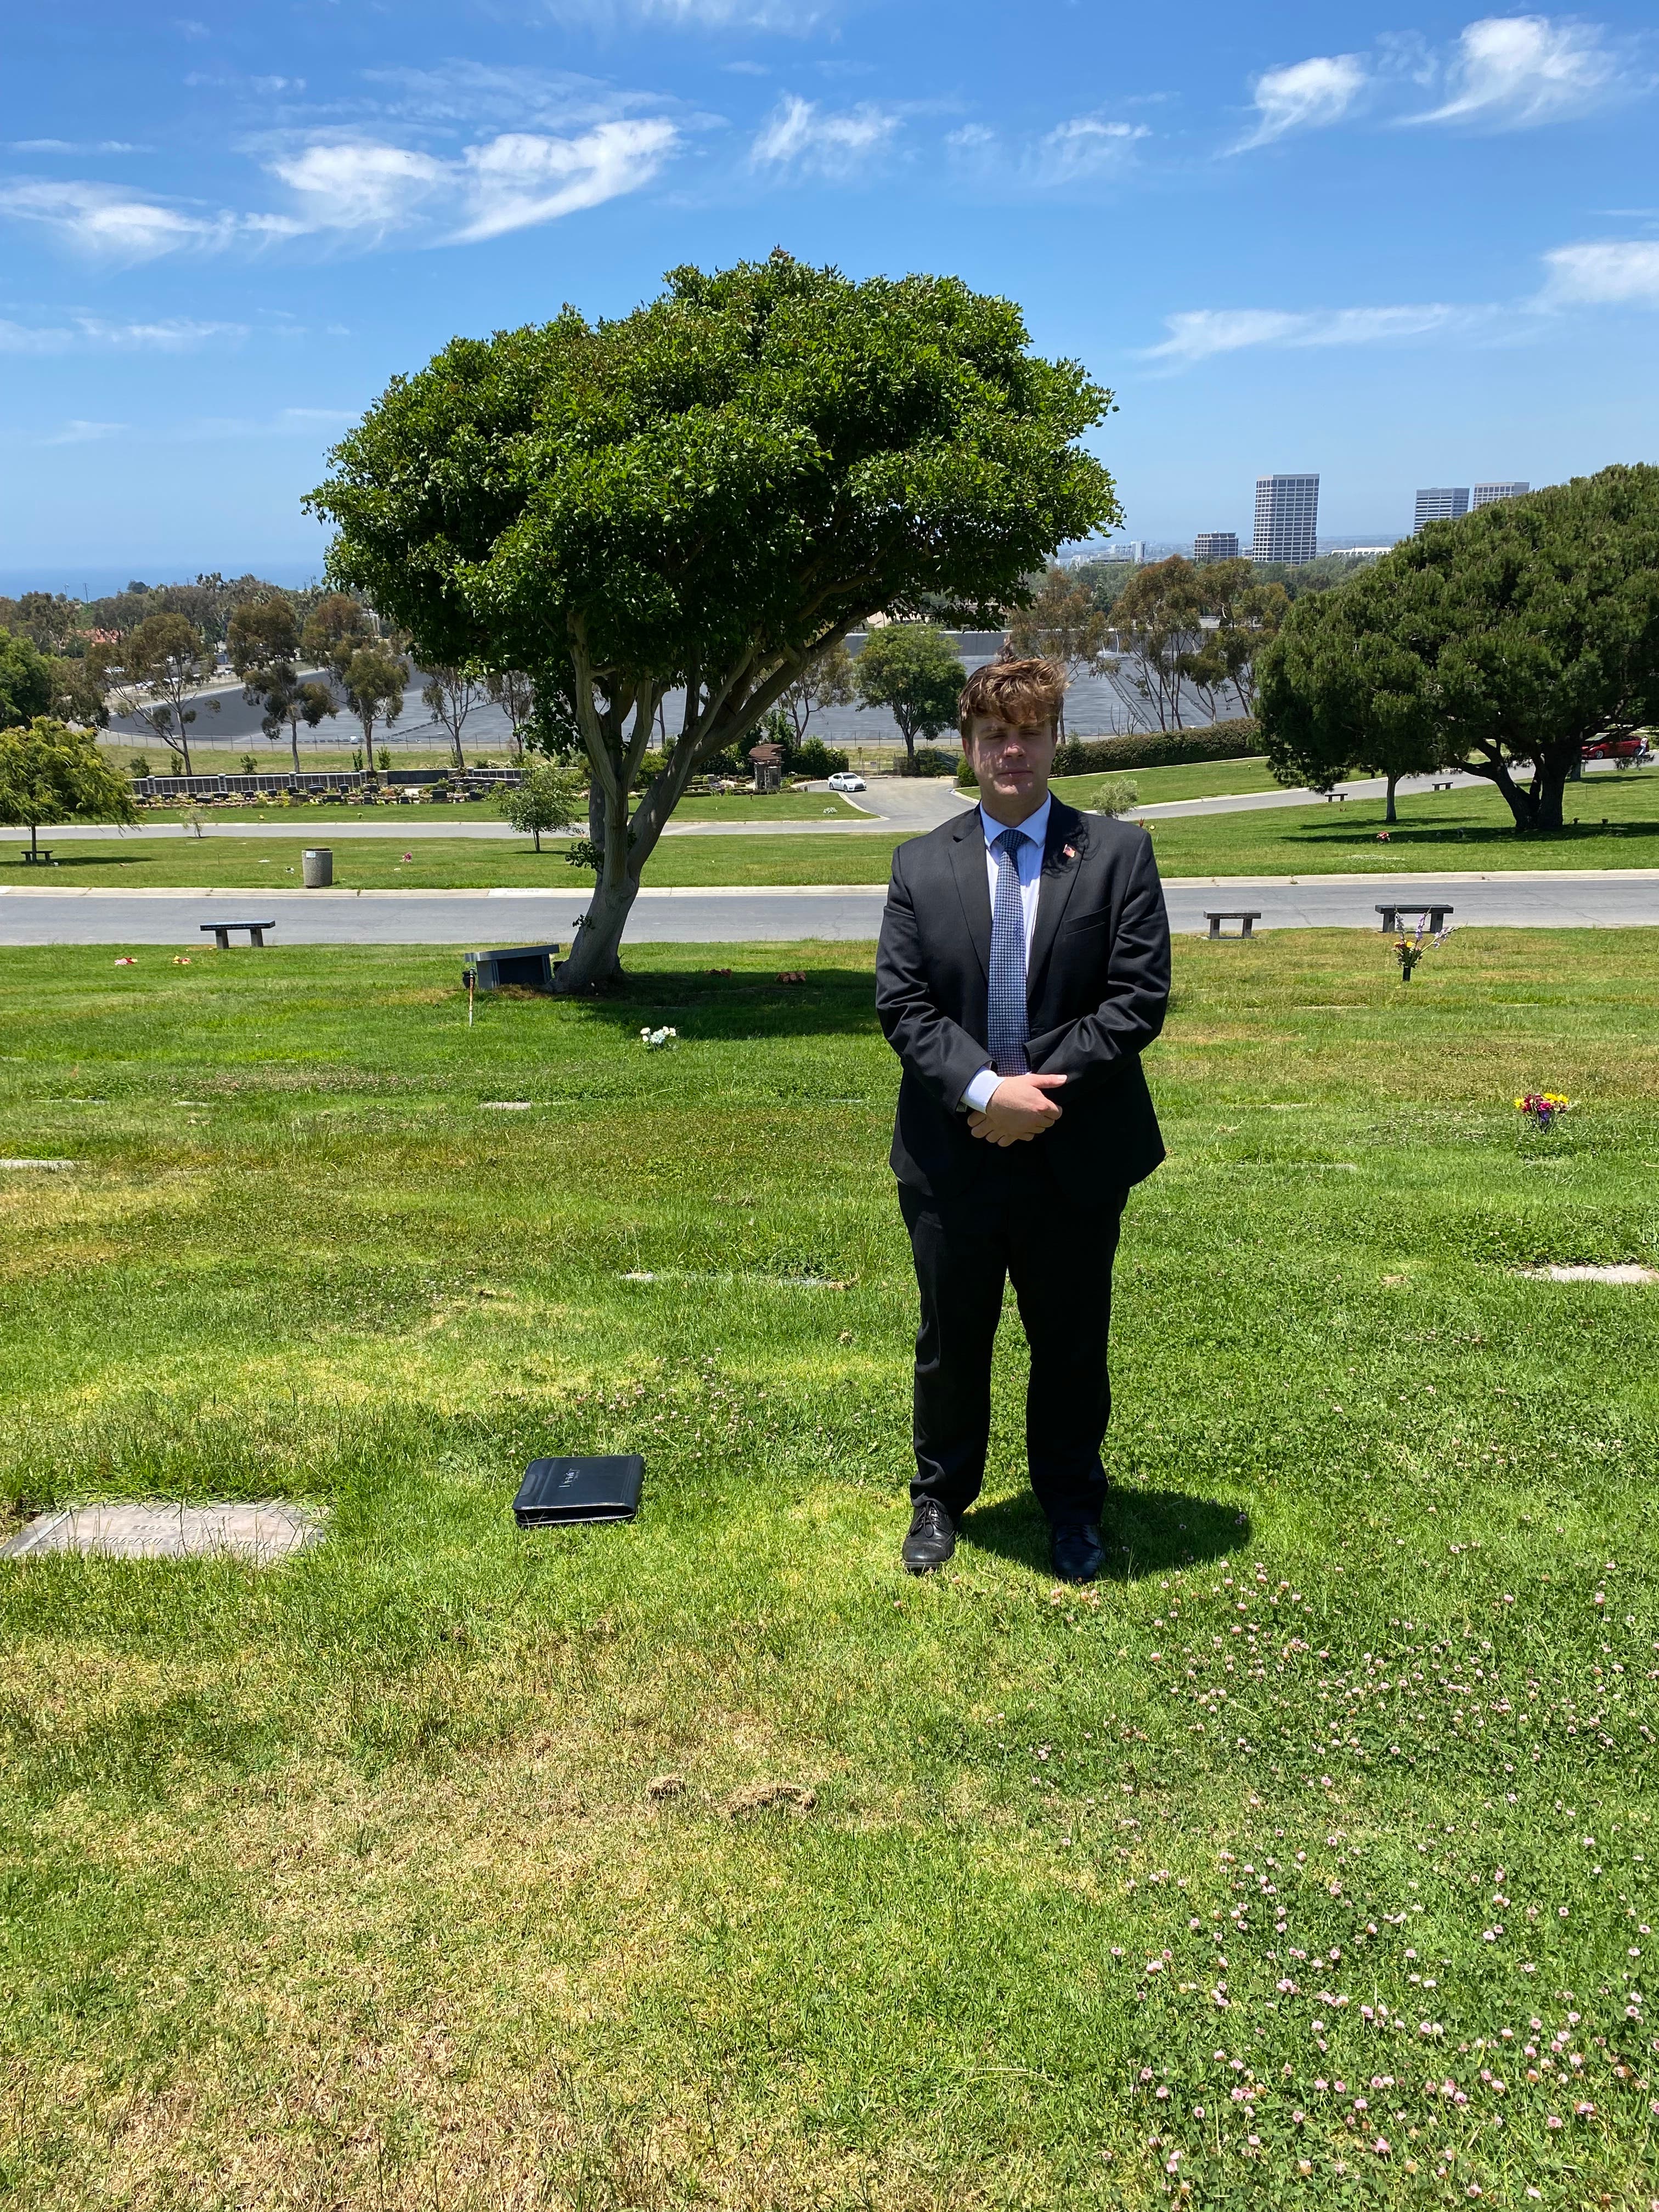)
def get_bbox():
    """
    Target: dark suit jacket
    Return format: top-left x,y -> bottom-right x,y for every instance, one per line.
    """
875,797 -> 1170,1201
